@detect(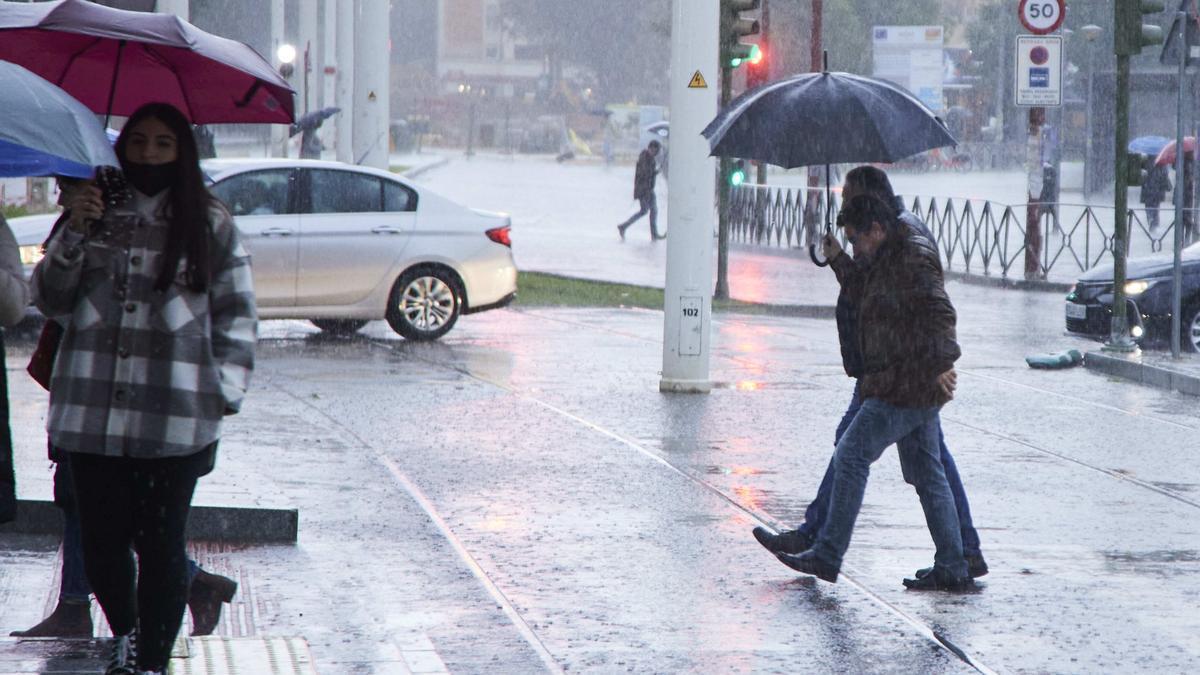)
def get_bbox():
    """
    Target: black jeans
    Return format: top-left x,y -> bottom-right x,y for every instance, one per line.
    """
70,452 -> 202,671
